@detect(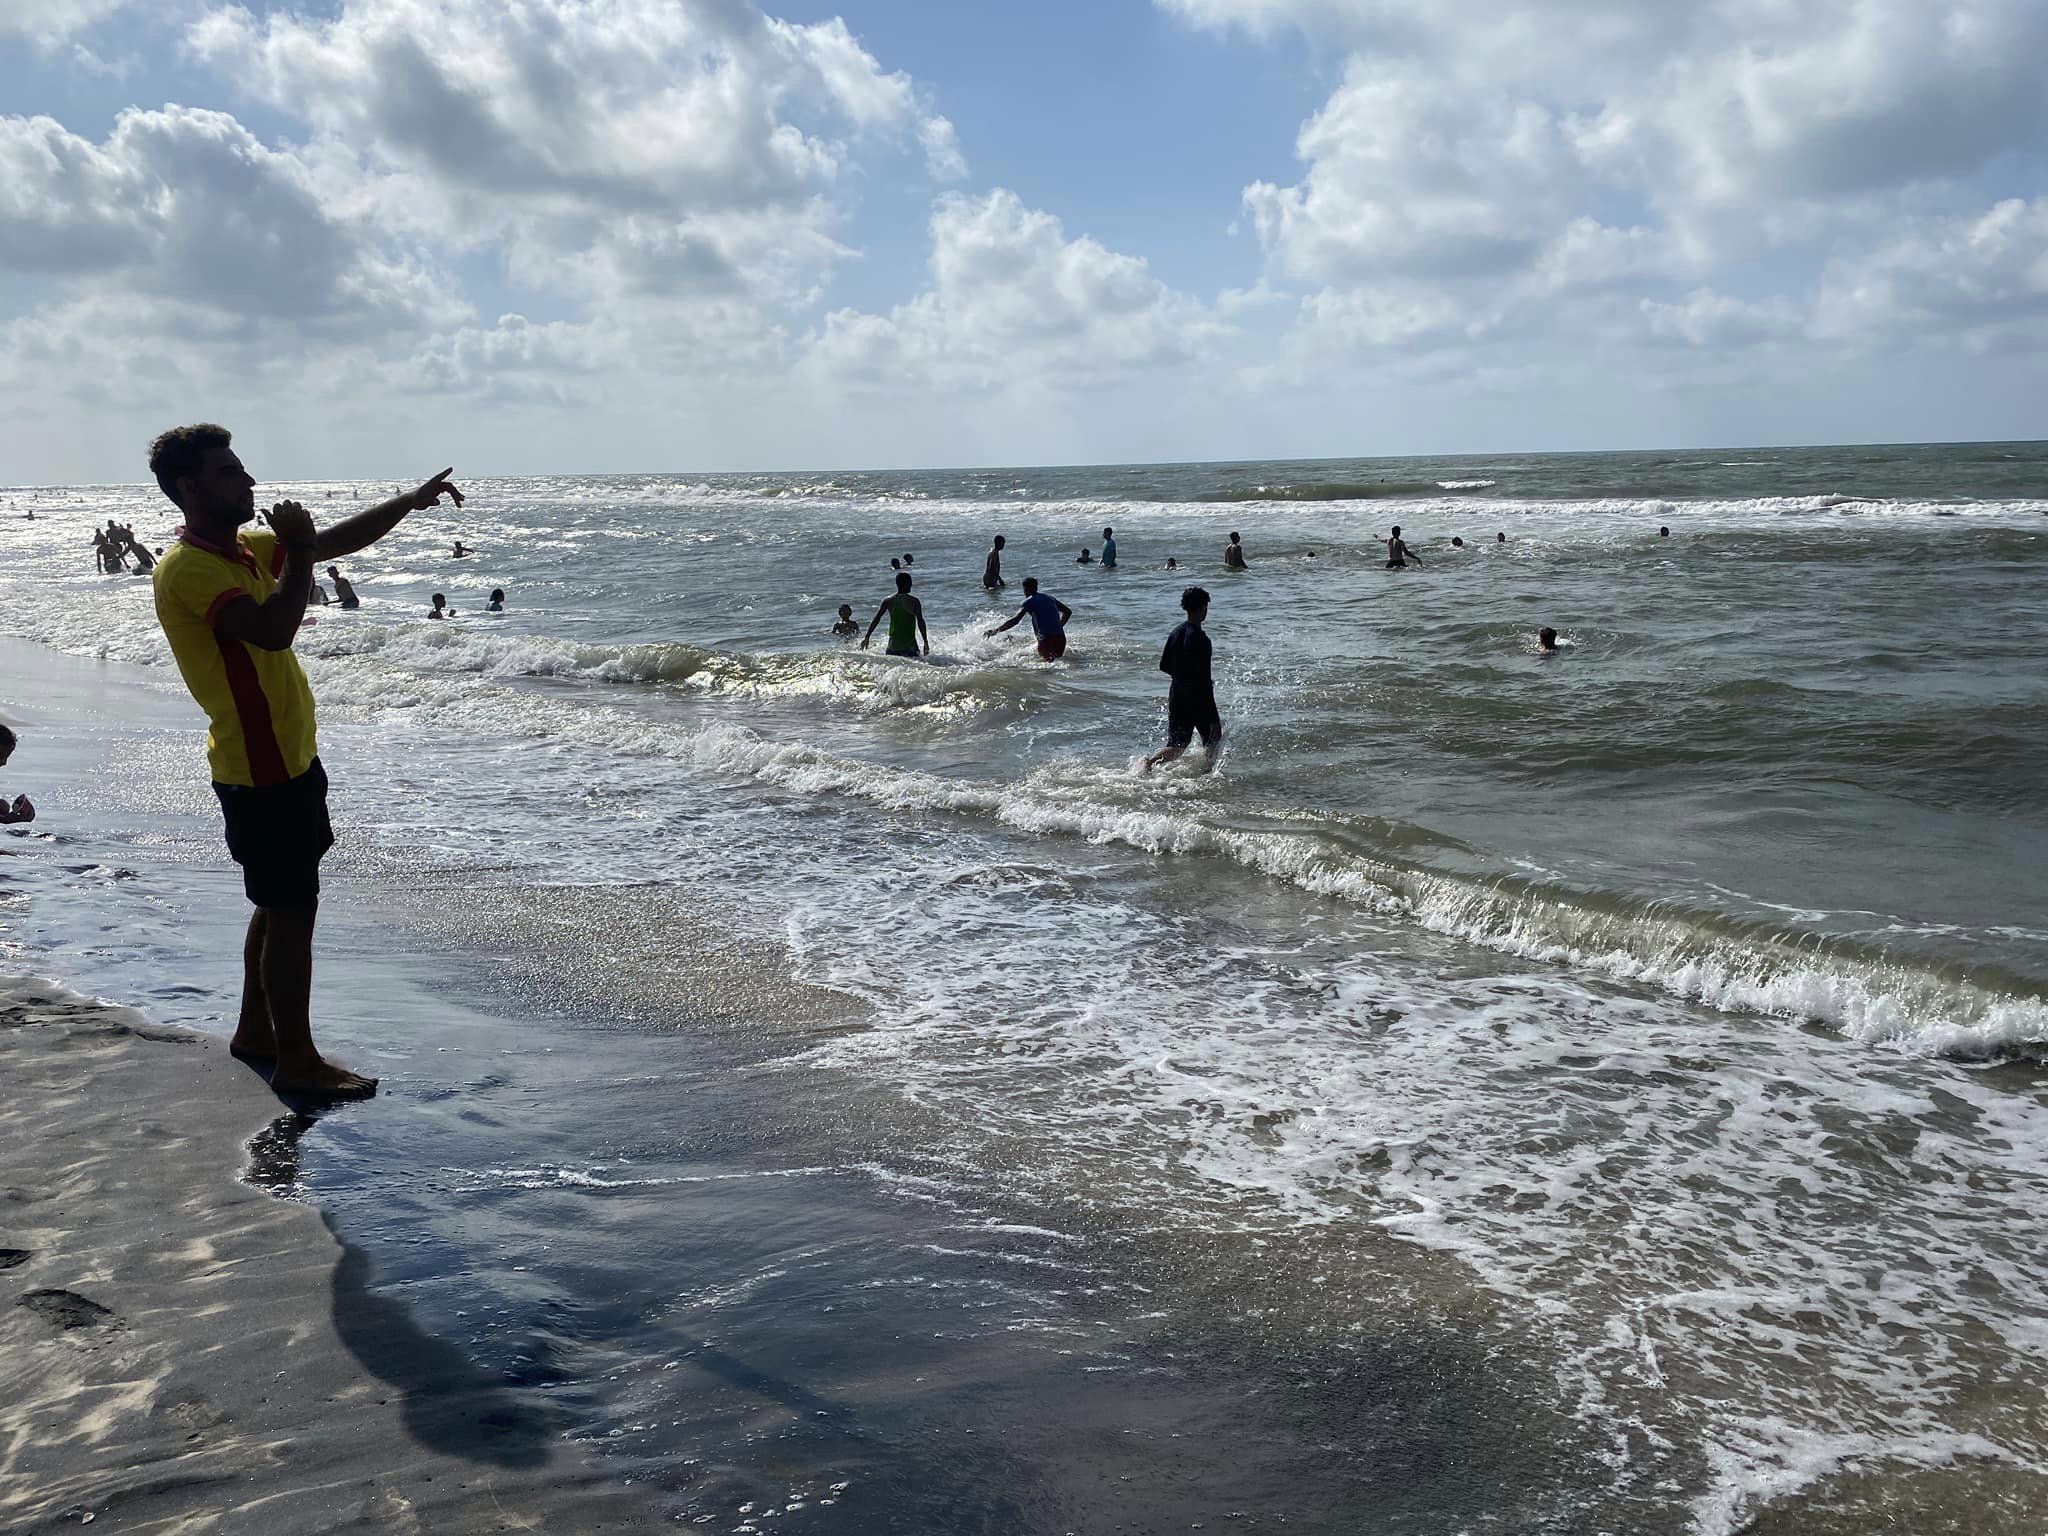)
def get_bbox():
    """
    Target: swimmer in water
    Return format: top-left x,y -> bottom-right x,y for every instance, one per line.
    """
1497,532 -> 1506,544
1076,547 -> 1093,565
1660,526 -> 1670,537
1224,531 -> 1247,569
1165,557 -> 1178,570
0,723 -> 35,825
1142,587 -> 1222,773
1378,526 -> 1422,568
451,540 -> 471,558
487,588 -> 505,612
982,535 -> 1006,591
1451,536 -> 1465,548
986,576 -> 1073,661
429,593 -> 453,619
1538,627 -> 1560,652
862,571 -> 929,658
831,603 -> 859,638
